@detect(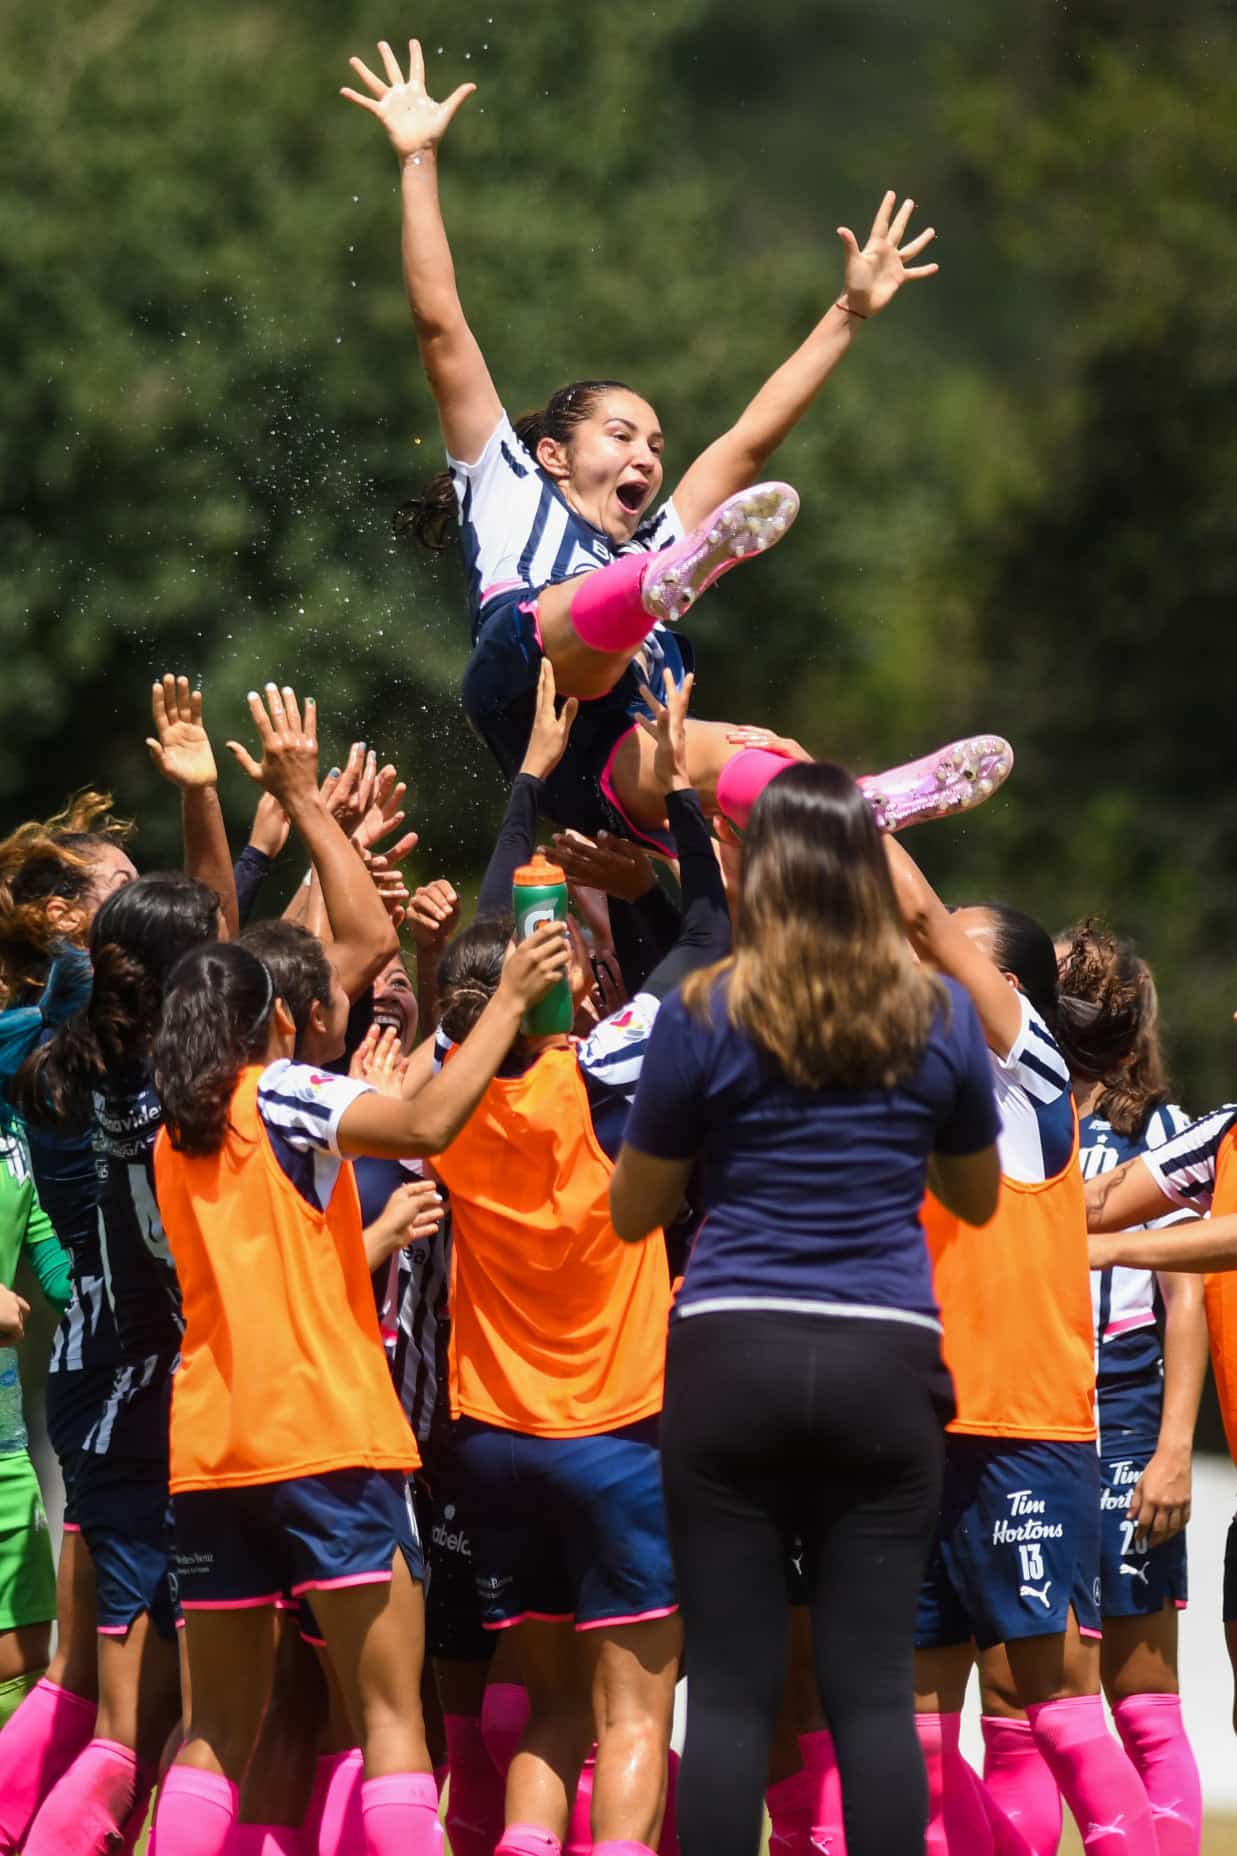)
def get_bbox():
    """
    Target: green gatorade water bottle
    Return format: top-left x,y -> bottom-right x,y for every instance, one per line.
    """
512,852 -> 573,1038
